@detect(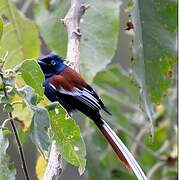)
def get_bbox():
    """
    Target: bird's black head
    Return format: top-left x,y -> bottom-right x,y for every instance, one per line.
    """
38,52 -> 67,79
